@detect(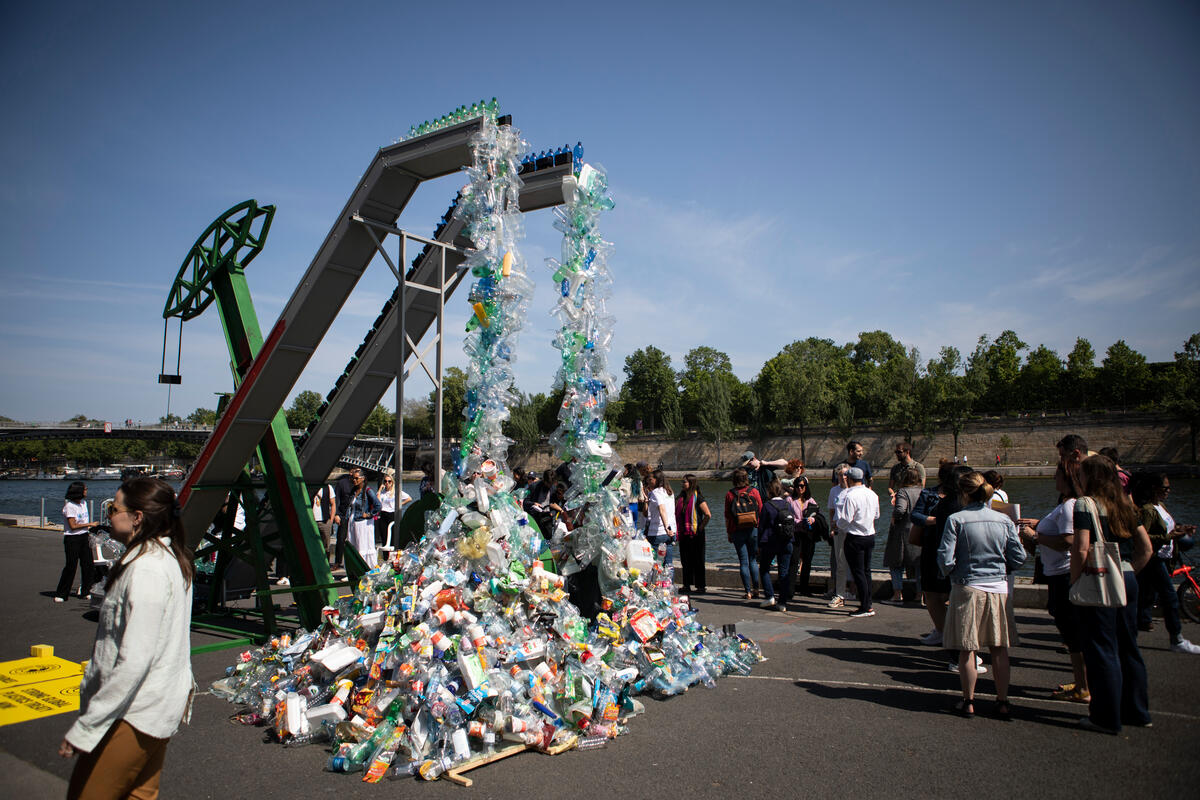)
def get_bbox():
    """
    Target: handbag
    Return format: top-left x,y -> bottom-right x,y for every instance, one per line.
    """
1068,496 -> 1126,608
